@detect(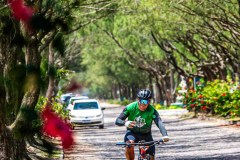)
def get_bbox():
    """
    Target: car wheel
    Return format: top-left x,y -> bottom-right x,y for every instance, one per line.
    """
99,125 -> 104,129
